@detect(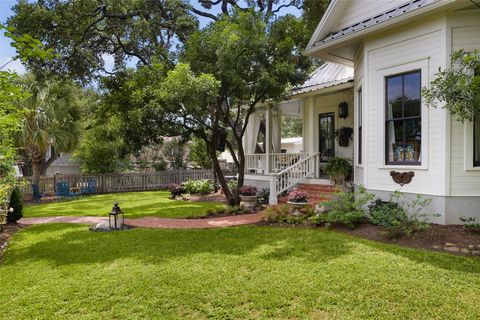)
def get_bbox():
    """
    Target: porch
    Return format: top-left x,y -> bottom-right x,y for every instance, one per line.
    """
242,63 -> 355,204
